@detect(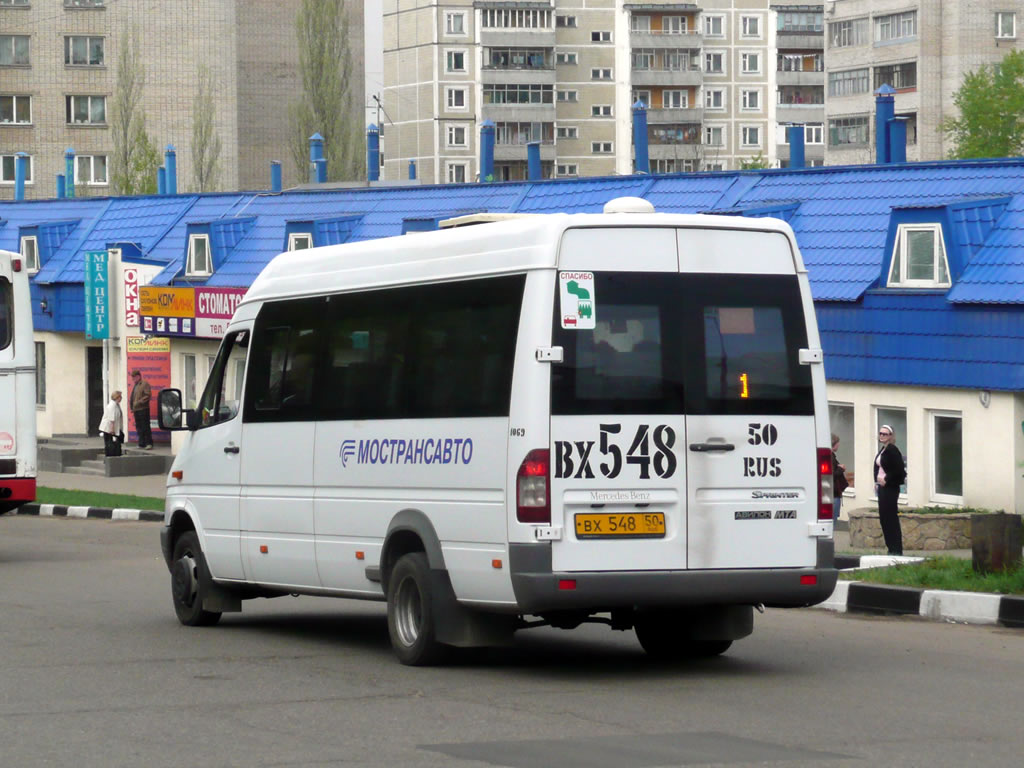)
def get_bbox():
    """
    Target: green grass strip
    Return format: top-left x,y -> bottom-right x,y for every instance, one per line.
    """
841,556 -> 1024,595
35,487 -> 164,512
